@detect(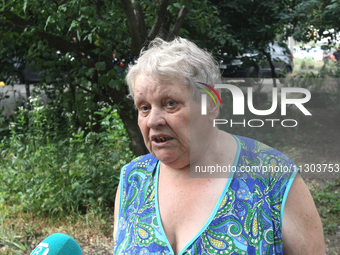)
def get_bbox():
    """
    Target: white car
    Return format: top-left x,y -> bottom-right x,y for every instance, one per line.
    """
305,46 -> 324,61
293,46 -> 309,59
